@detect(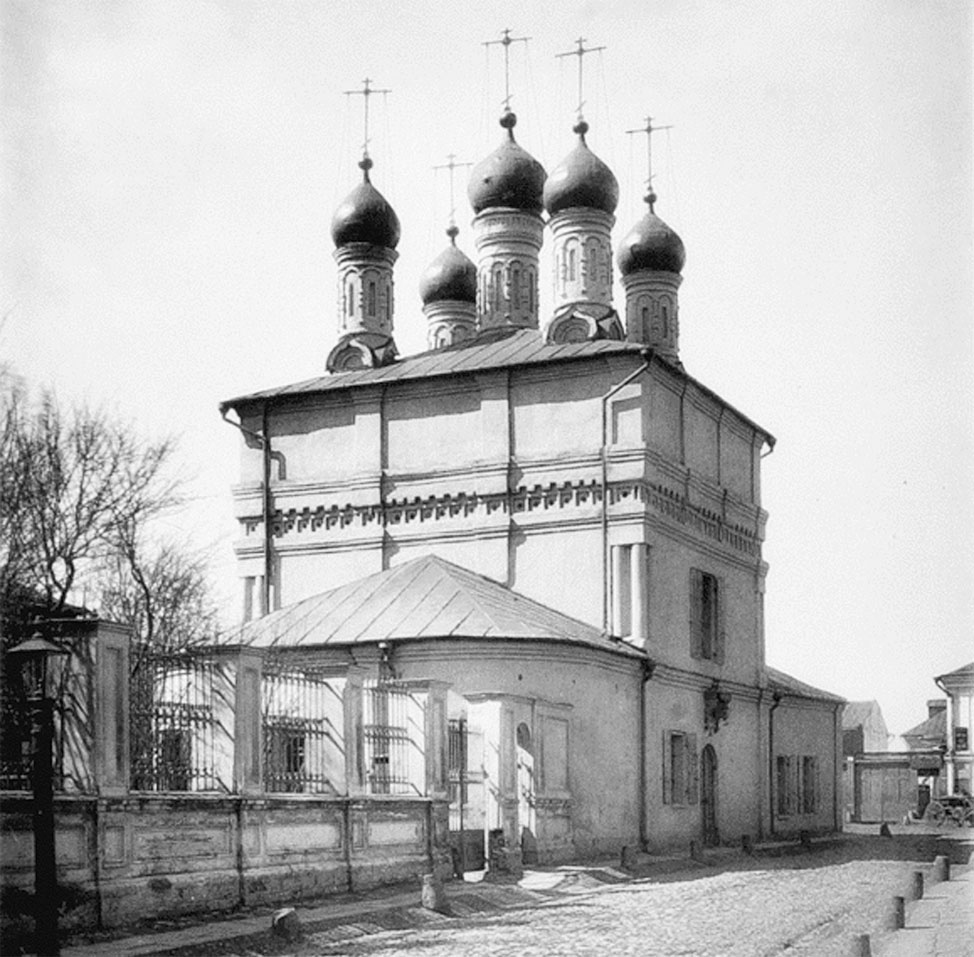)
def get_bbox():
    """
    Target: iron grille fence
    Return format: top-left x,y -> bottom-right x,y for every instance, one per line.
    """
261,661 -> 343,794
0,675 -> 32,790
363,680 -> 423,795
448,717 -> 469,830
129,649 -> 229,792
